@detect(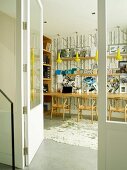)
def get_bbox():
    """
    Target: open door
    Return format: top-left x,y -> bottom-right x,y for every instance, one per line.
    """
98,0 -> 127,170
22,0 -> 43,166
